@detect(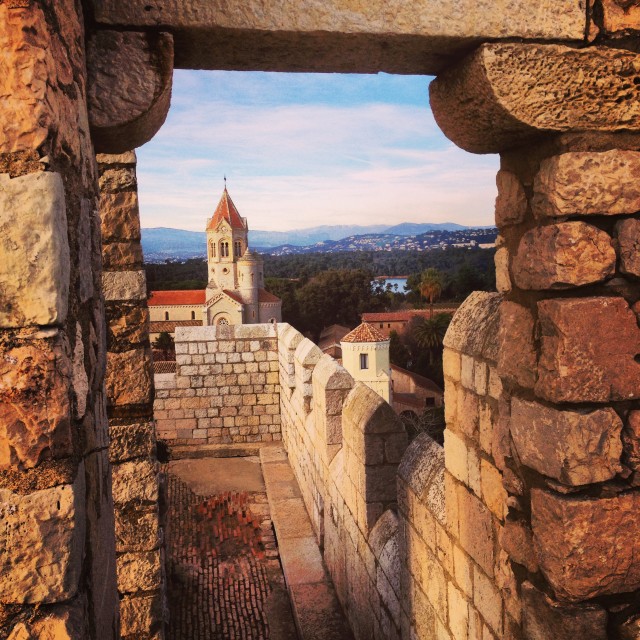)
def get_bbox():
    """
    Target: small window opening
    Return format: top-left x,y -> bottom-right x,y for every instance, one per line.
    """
360,353 -> 369,370
165,311 -> 169,320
